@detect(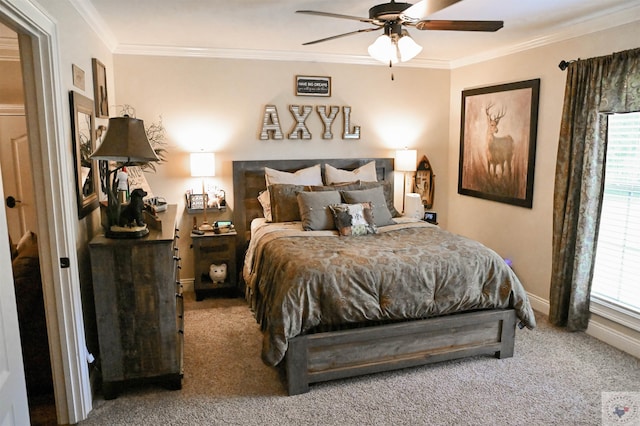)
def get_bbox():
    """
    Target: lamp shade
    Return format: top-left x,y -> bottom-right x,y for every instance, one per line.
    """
397,35 -> 423,62
396,149 -> 417,172
190,152 -> 215,177
368,34 -> 398,64
91,116 -> 159,163
368,32 -> 422,64
404,193 -> 423,219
